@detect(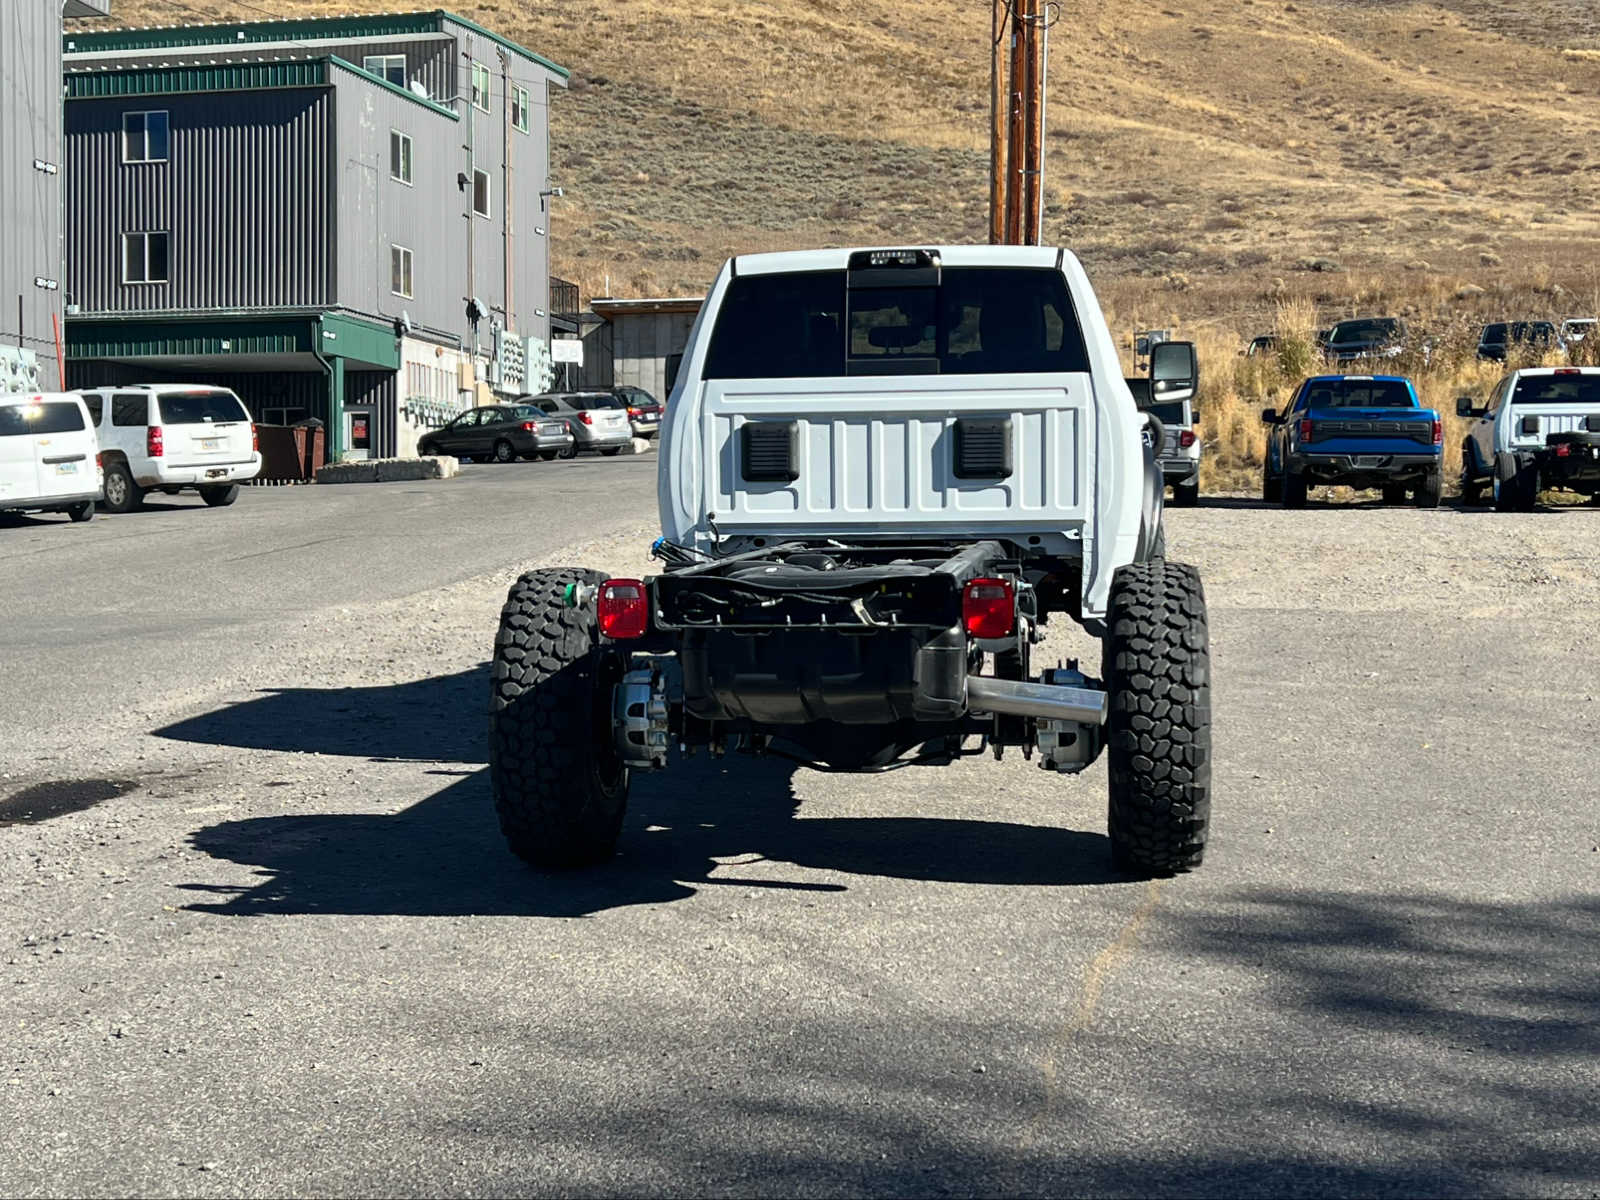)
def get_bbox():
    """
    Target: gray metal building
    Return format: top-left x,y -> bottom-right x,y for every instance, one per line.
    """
2,0 -> 111,391
59,11 -> 568,460
583,298 -> 703,401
